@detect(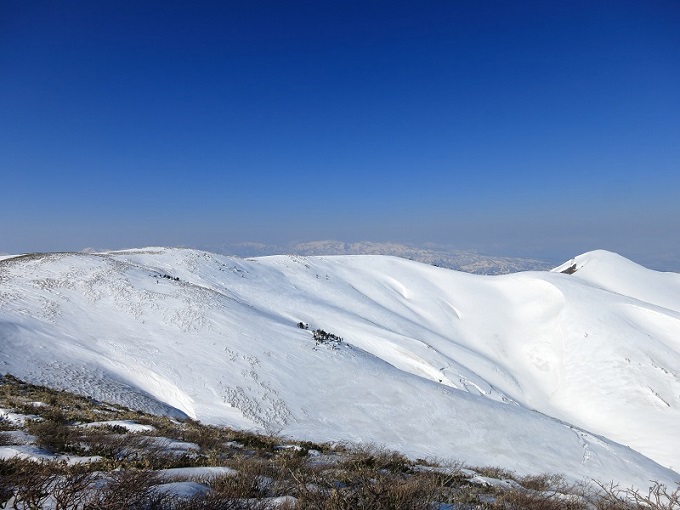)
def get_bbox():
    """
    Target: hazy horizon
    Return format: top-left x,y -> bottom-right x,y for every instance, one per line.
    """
3,238 -> 679,273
